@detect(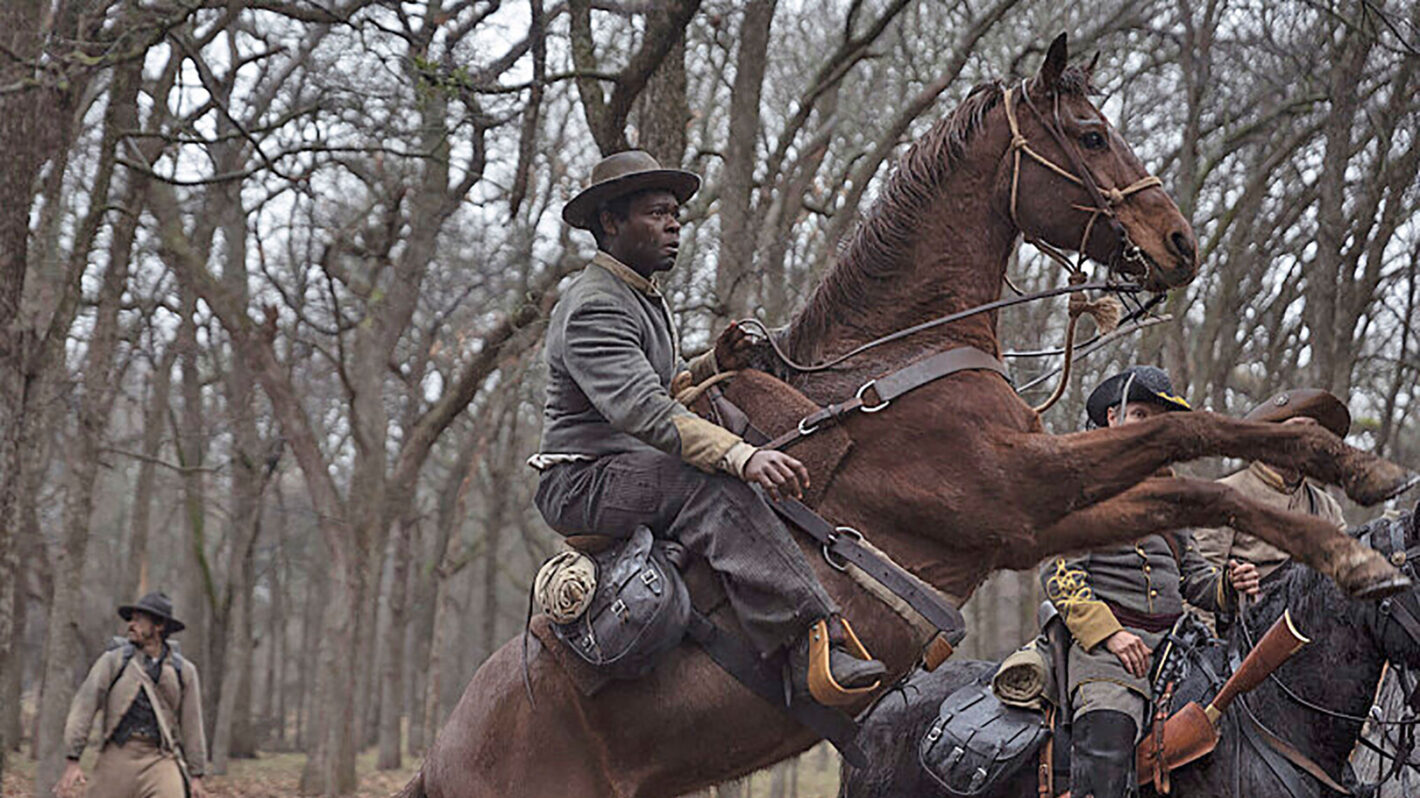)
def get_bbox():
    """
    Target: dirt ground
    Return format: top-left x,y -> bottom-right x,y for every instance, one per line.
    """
2,743 -> 842,797
2,748 -> 419,798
